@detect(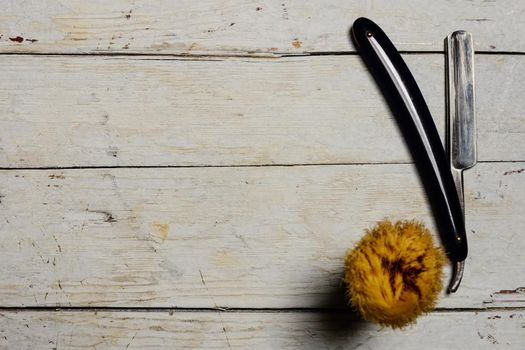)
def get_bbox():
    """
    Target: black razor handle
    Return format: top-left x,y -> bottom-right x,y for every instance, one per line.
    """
351,17 -> 467,262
